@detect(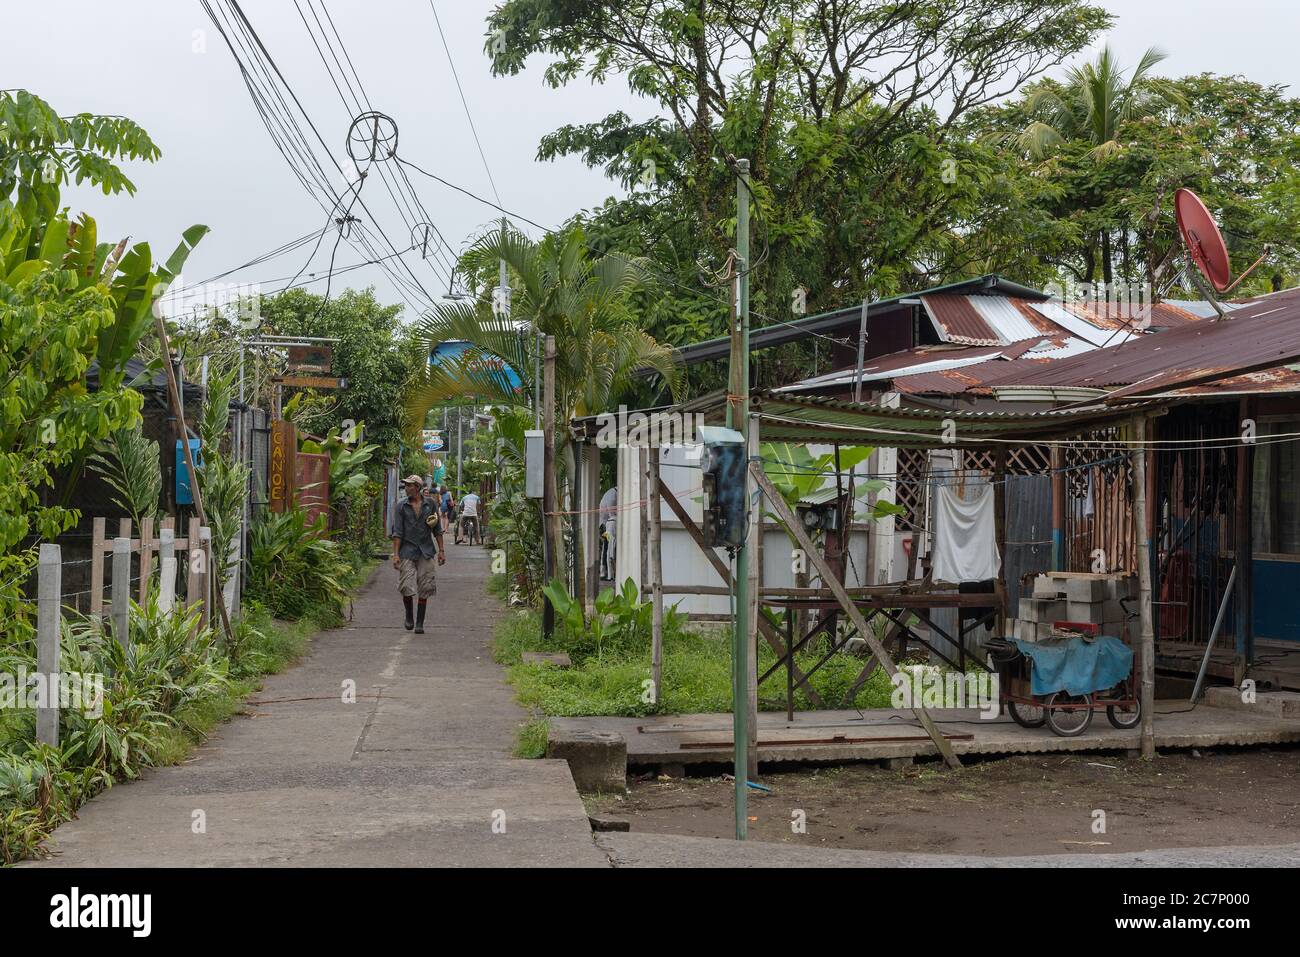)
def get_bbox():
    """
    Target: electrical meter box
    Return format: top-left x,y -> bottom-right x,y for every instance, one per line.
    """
524,430 -> 544,499
698,426 -> 746,548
